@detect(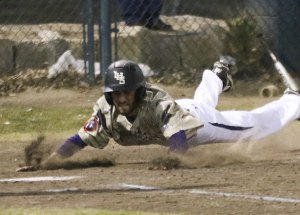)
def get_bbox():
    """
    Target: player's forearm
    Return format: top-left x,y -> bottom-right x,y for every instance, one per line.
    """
168,130 -> 188,153
56,134 -> 87,158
